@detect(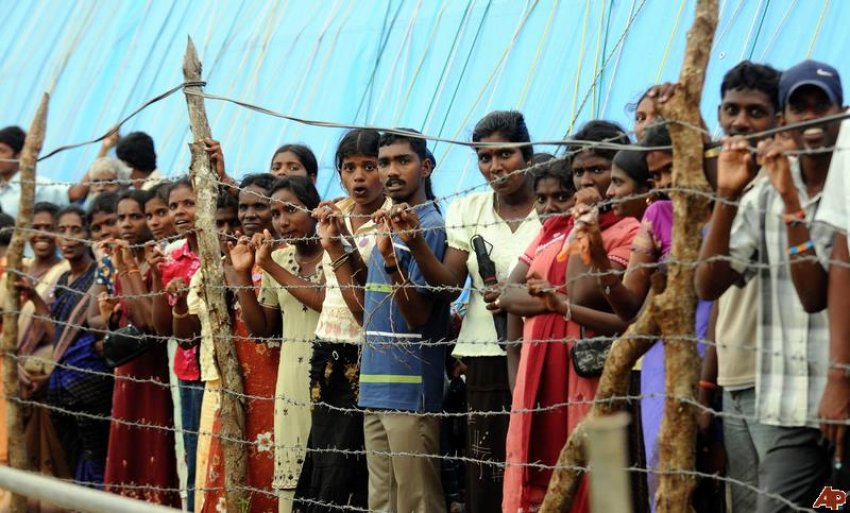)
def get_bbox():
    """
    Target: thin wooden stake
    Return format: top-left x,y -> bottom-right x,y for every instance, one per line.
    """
2,93 -> 49,513
182,38 -> 248,510
653,1 -> 717,511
